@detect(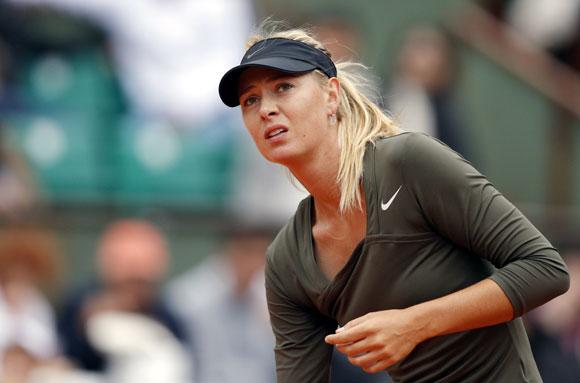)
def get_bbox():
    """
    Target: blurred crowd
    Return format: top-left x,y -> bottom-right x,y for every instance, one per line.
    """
482,0 -> 580,71
0,0 -> 578,382
0,219 -> 272,383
